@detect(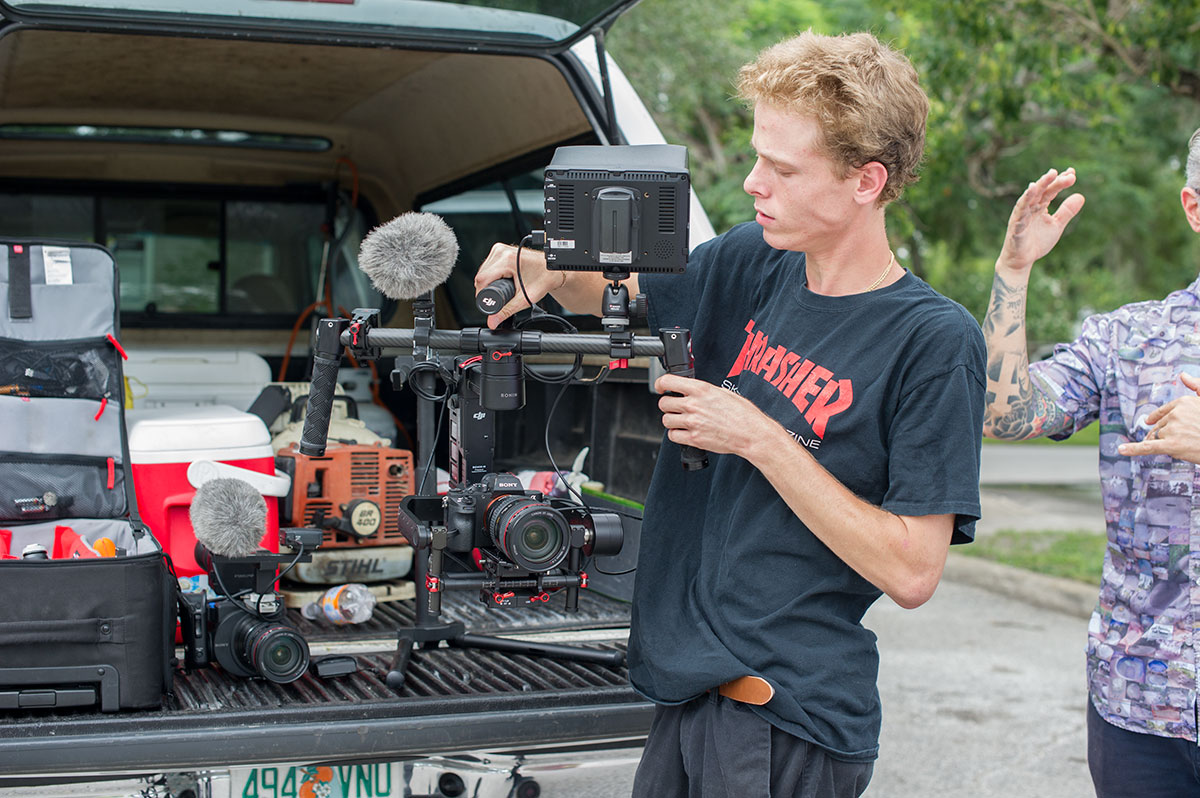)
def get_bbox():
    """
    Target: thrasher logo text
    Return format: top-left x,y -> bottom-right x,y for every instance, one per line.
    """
725,319 -> 853,439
